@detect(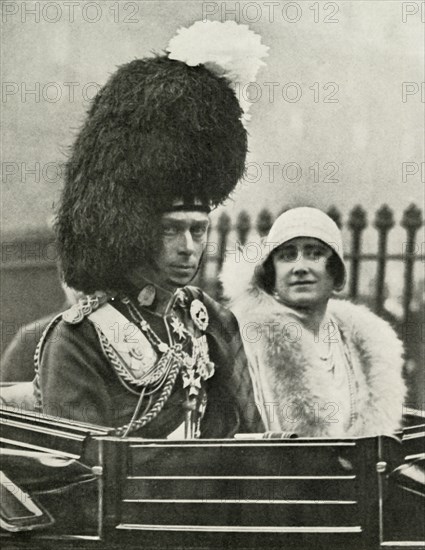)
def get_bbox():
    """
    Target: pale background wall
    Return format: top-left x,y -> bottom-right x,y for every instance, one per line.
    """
1,0 -> 424,300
